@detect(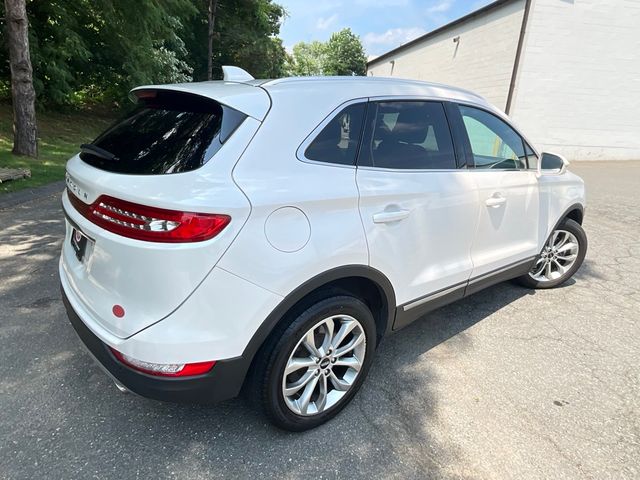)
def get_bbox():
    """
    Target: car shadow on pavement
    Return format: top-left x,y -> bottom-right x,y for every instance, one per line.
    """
53,281 -> 533,479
